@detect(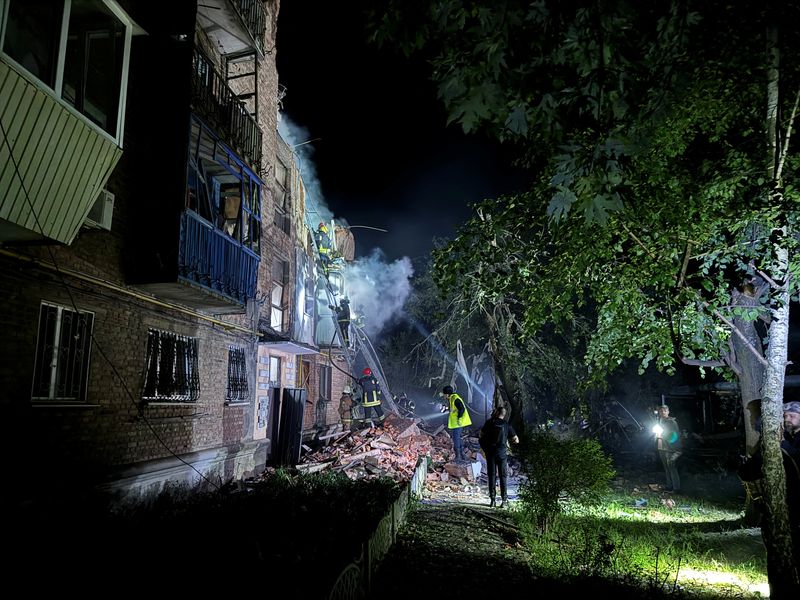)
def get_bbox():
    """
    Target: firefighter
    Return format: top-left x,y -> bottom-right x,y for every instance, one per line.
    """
315,222 -> 333,273
357,367 -> 384,426
329,297 -> 350,346
338,387 -> 355,431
